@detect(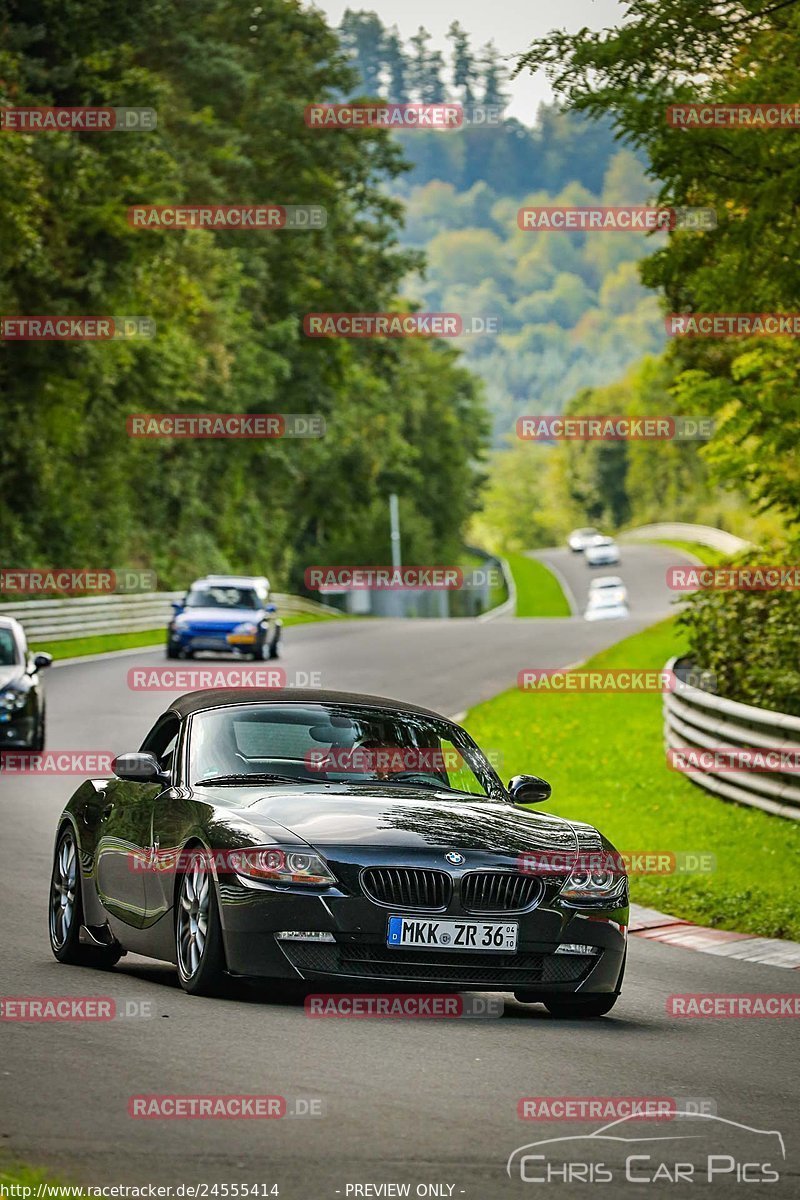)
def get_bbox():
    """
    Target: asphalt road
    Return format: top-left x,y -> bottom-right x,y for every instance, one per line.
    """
531,541 -> 692,621
1,545 -> 798,1198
